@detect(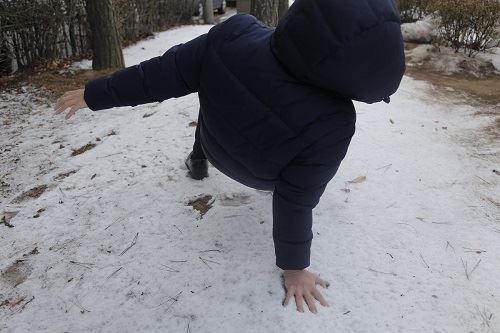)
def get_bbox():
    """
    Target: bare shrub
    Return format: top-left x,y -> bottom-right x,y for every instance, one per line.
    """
395,0 -> 430,23
0,0 -> 193,75
430,0 -> 500,56
114,0 -> 194,45
0,0 -> 90,72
